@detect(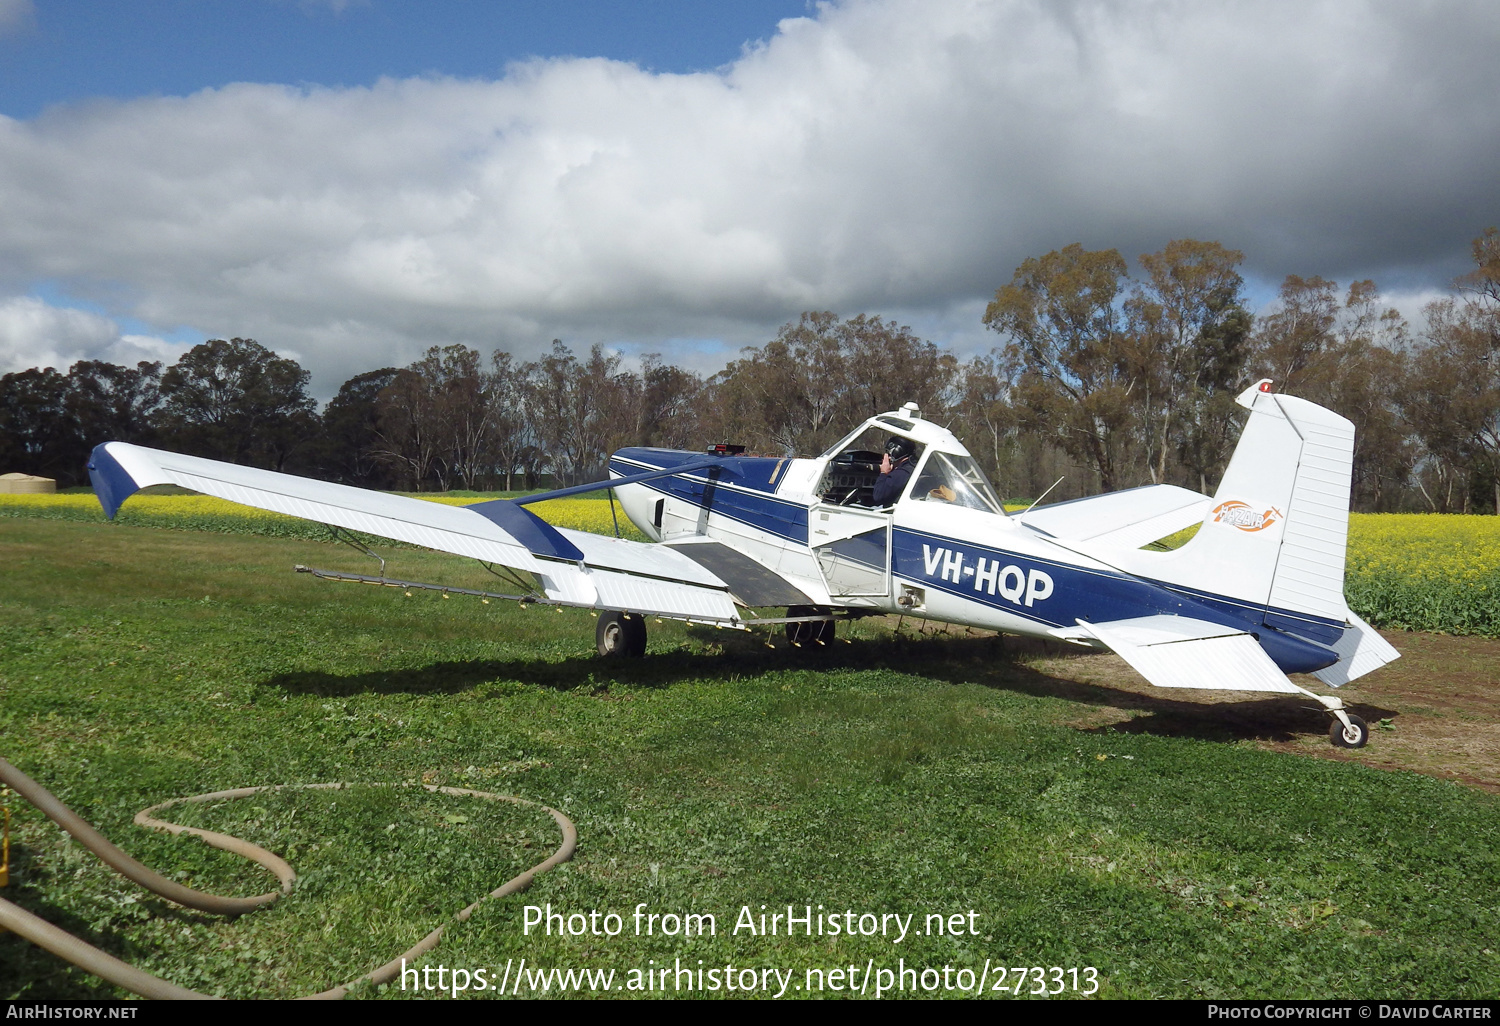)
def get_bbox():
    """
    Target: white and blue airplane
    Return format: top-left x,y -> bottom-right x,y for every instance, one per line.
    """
88,379 -> 1397,748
